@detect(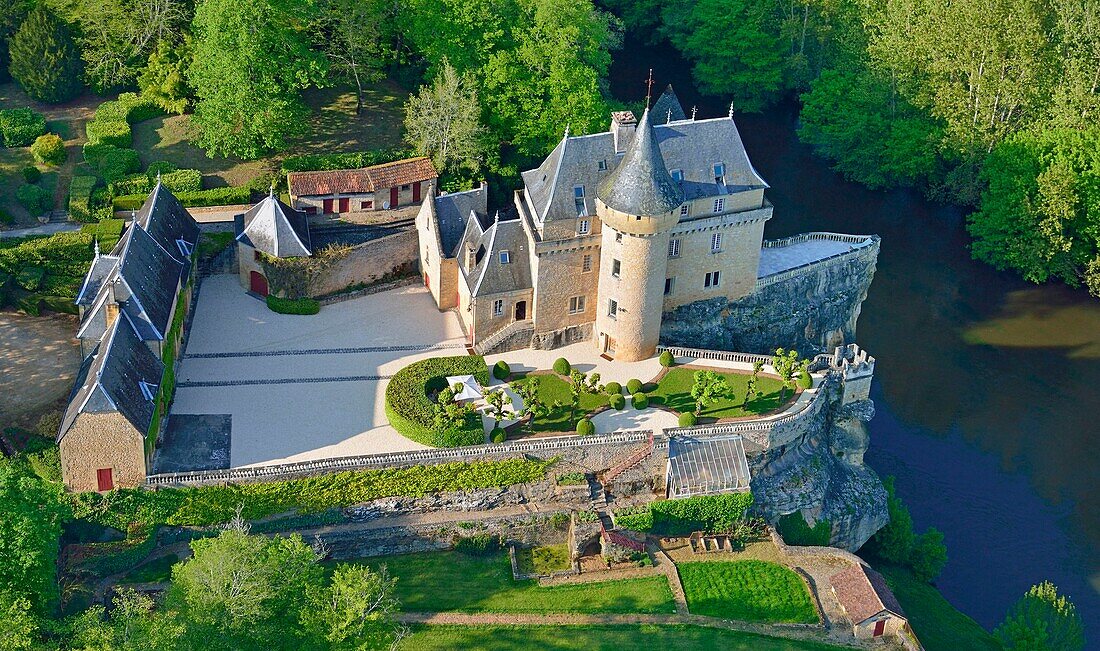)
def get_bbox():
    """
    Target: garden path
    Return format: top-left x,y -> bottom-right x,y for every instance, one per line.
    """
589,400 -> 680,434
0,222 -> 80,238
